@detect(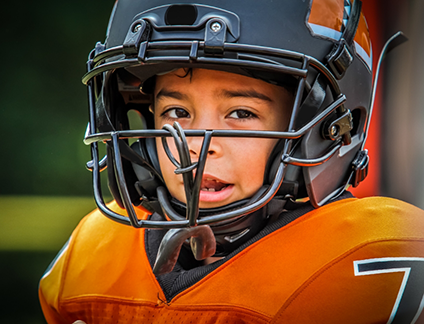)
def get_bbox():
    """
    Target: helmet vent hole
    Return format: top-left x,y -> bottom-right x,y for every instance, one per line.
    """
350,108 -> 362,136
165,5 -> 197,26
